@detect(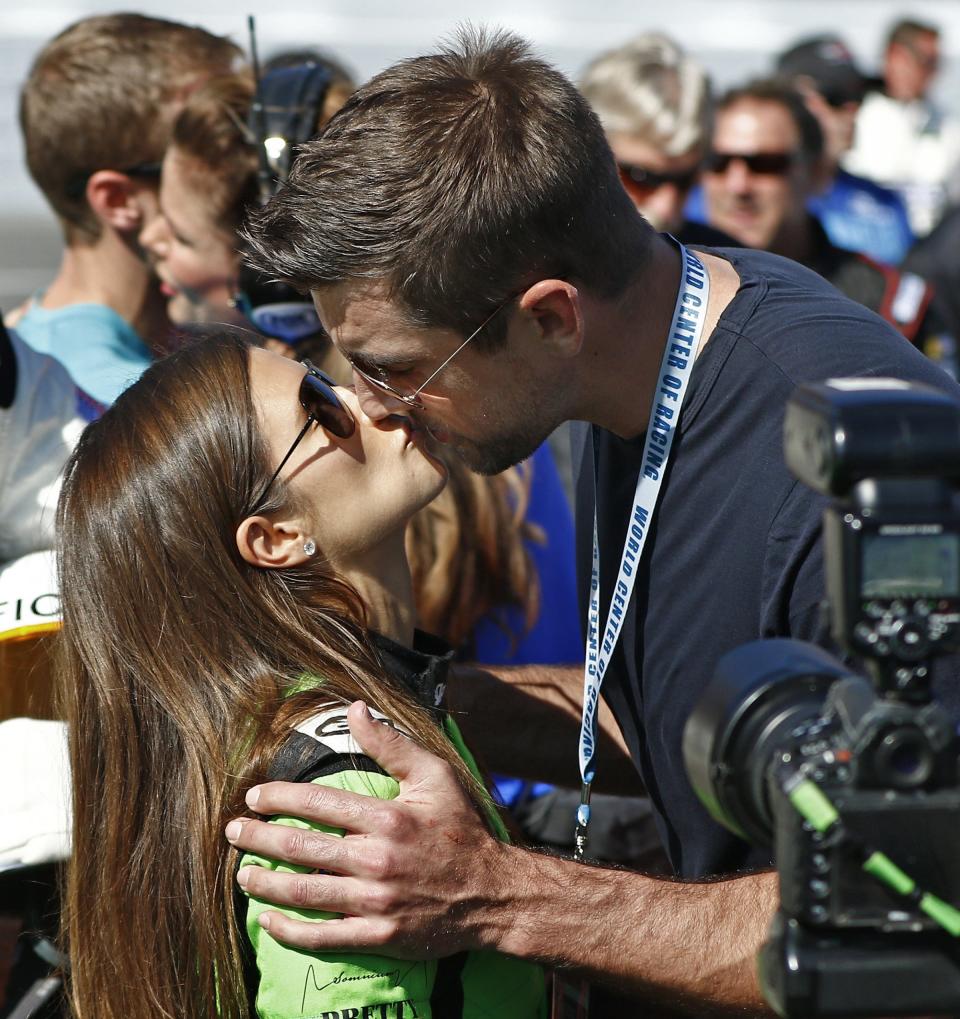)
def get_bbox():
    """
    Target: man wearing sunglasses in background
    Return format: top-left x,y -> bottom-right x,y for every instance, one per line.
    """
702,79 -> 952,371
777,34 -> 914,267
579,34 -> 734,246
227,31 -> 960,1015
8,15 -> 242,406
